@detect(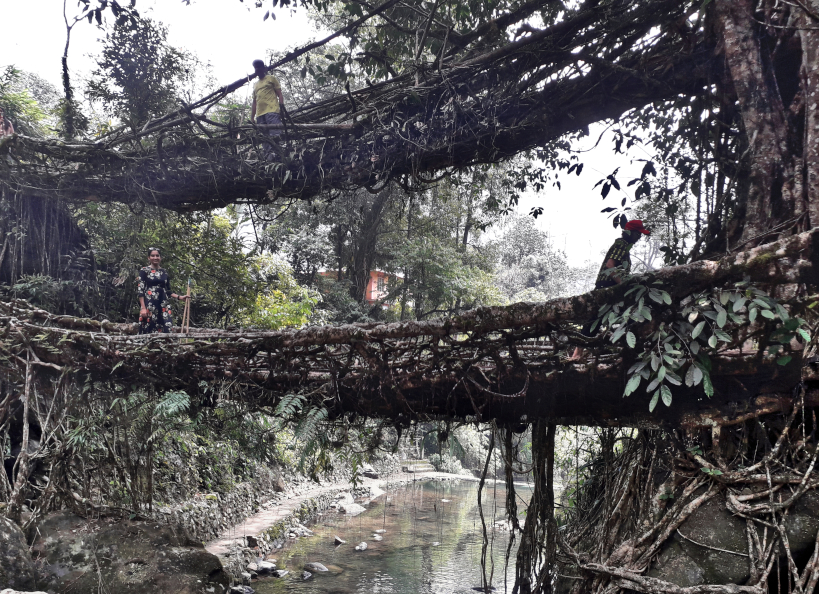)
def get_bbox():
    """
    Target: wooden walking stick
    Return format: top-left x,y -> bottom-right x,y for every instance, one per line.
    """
181,278 -> 191,335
